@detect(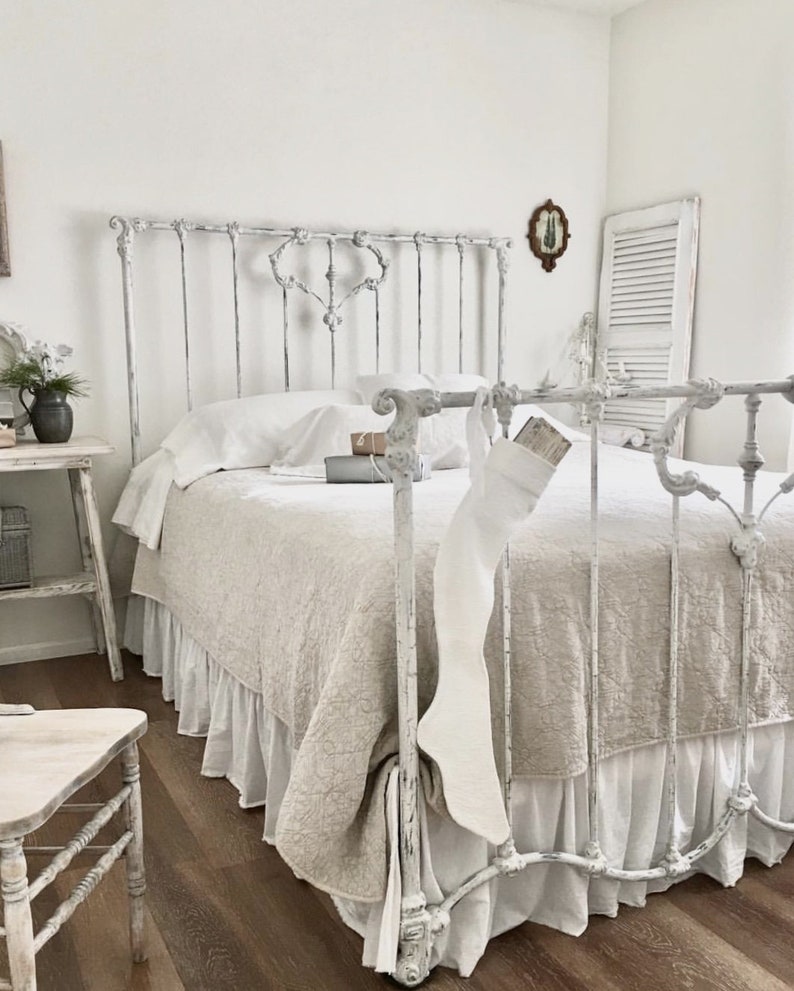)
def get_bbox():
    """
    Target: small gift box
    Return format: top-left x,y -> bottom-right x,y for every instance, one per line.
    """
0,425 -> 16,449
351,431 -> 388,456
